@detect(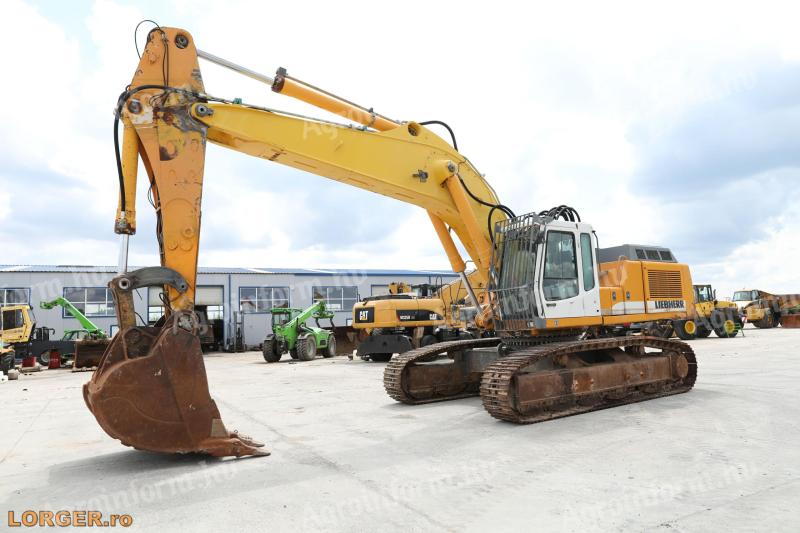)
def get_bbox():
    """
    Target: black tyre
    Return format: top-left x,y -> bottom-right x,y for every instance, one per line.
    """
262,337 -> 281,363
1,352 -> 15,375
368,353 -> 392,362
457,330 -> 475,341
37,349 -> 59,366
290,348 -> 299,359
297,335 -> 317,361
420,334 -> 438,347
695,323 -> 712,338
753,312 -> 775,329
673,320 -> 696,340
725,310 -> 741,337
323,335 -> 336,358
711,310 -> 738,338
